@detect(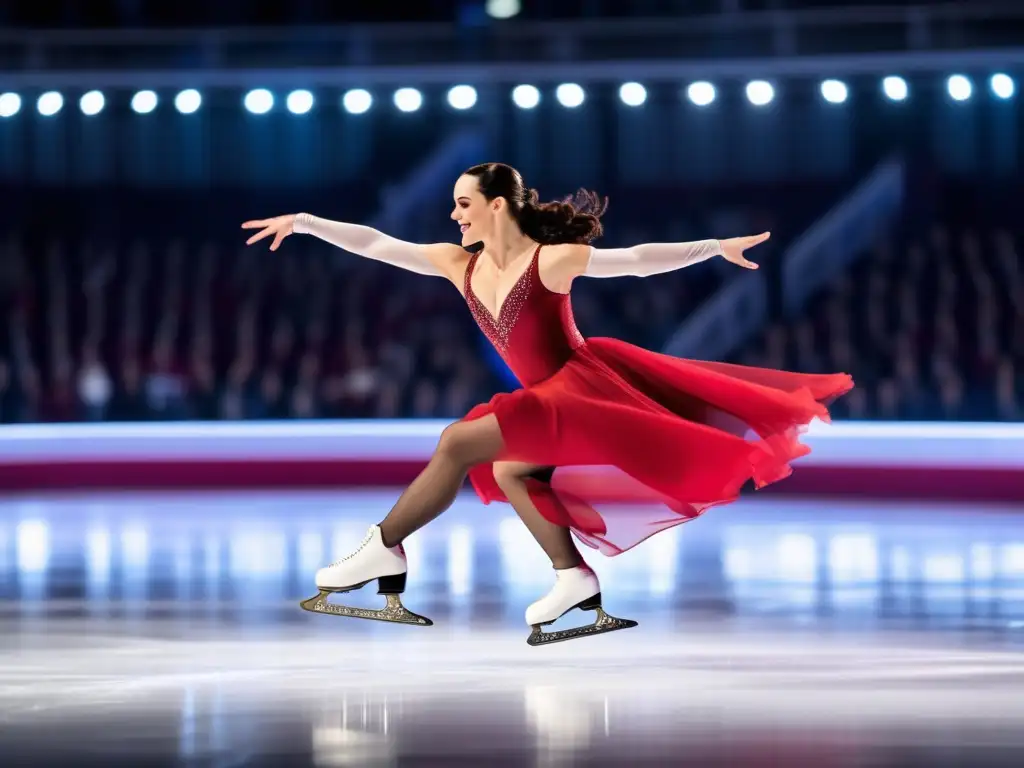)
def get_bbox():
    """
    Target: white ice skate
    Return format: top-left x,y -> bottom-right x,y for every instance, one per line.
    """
299,525 -> 432,626
525,565 -> 637,646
